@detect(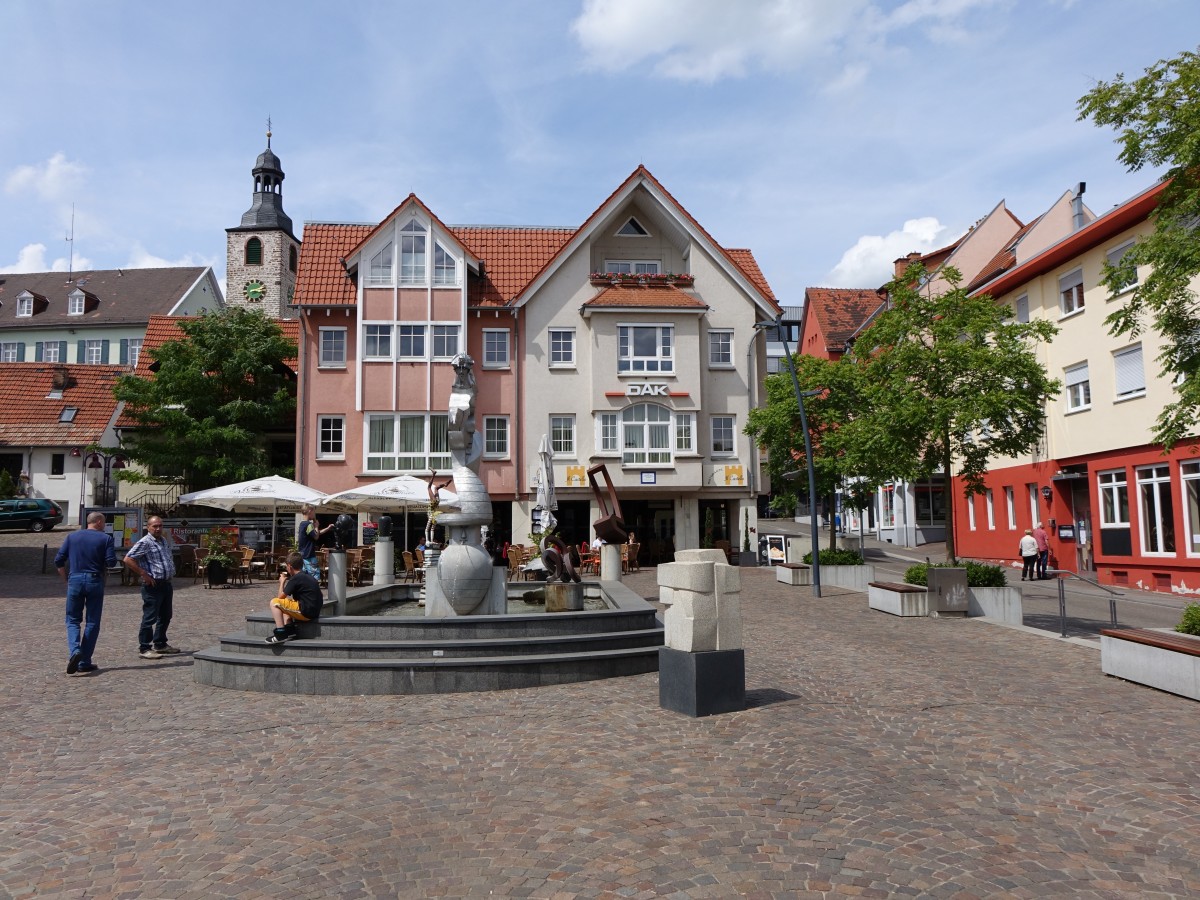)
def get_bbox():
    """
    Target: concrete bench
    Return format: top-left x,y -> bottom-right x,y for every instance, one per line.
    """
868,581 -> 929,617
1101,627 -> 1200,701
774,563 -> 811,586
